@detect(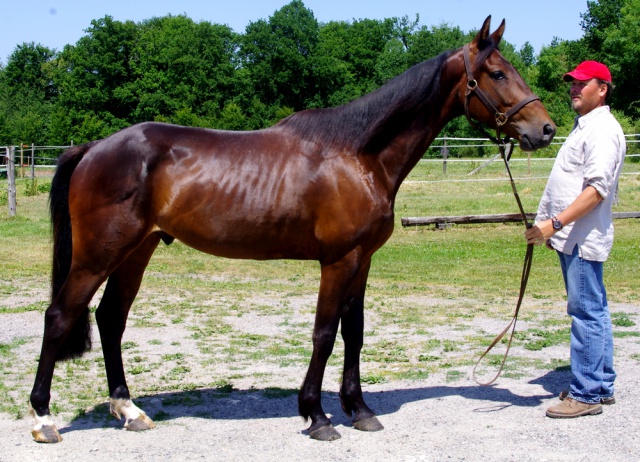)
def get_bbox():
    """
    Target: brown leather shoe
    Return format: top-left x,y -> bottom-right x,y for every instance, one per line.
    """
546,397 -> 602,418
559,390 -> 616,405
